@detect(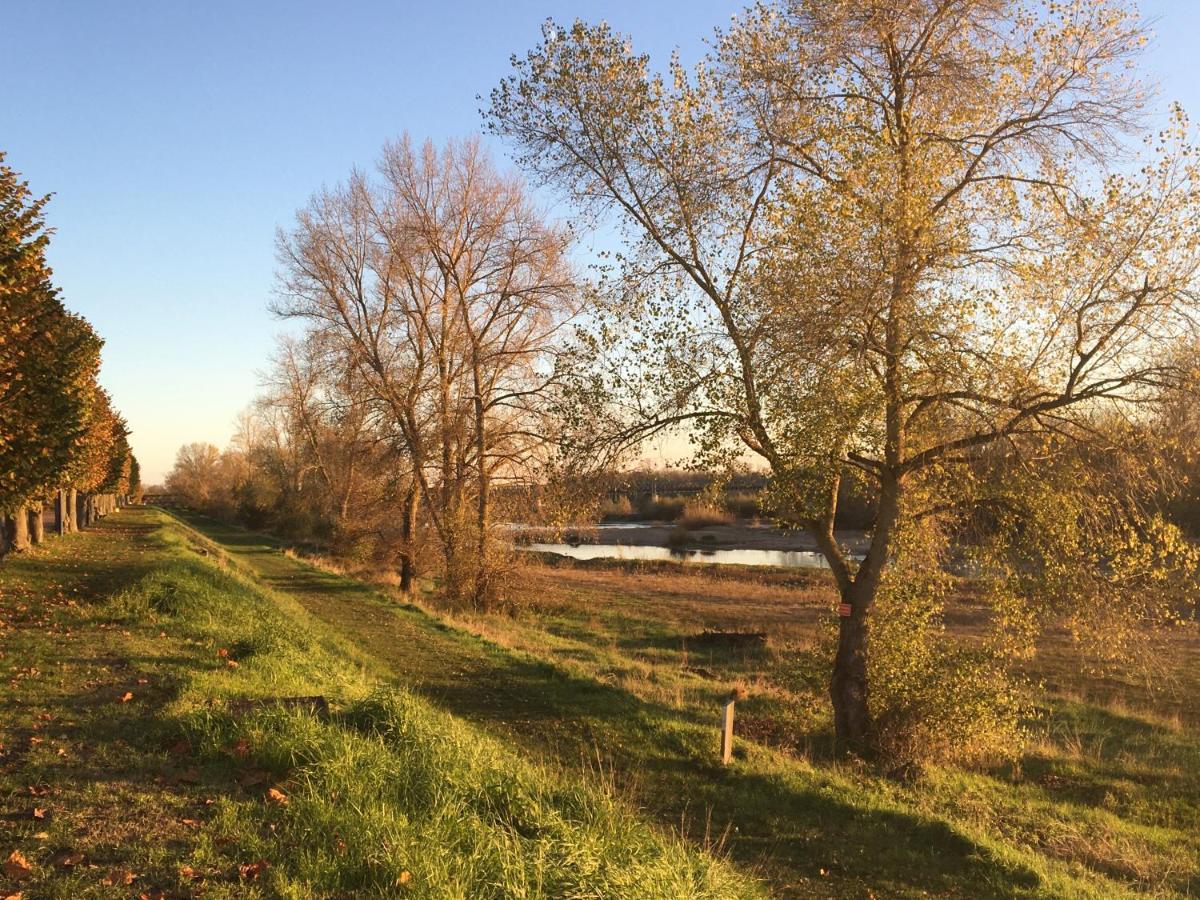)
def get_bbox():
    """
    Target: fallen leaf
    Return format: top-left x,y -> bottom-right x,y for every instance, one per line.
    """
397,870 -> 412,885
102,869 -> 136,886
266,787 -> 288,806
238,859 -> 270,881
2,891 -> 22,899
118,692 -> 133,703
225,659 -> 239,669
180,818 -> 200,829
179,864 -> 201,880
230,738 -> 251,758
26,785 -> 49,797
3,851 -> 32,880
217,648 -> 229,659
30,808 -> 45,820
50,849 -> 84,869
